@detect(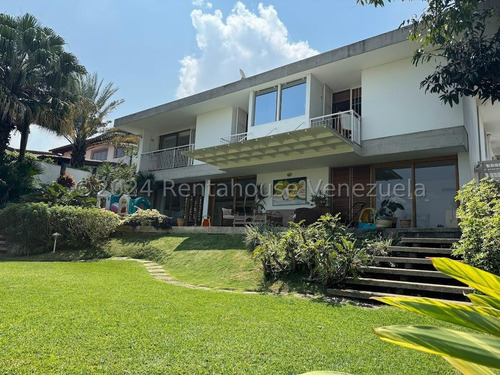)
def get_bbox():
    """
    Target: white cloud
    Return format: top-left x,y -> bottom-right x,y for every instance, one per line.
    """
176,2 -> 318,98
